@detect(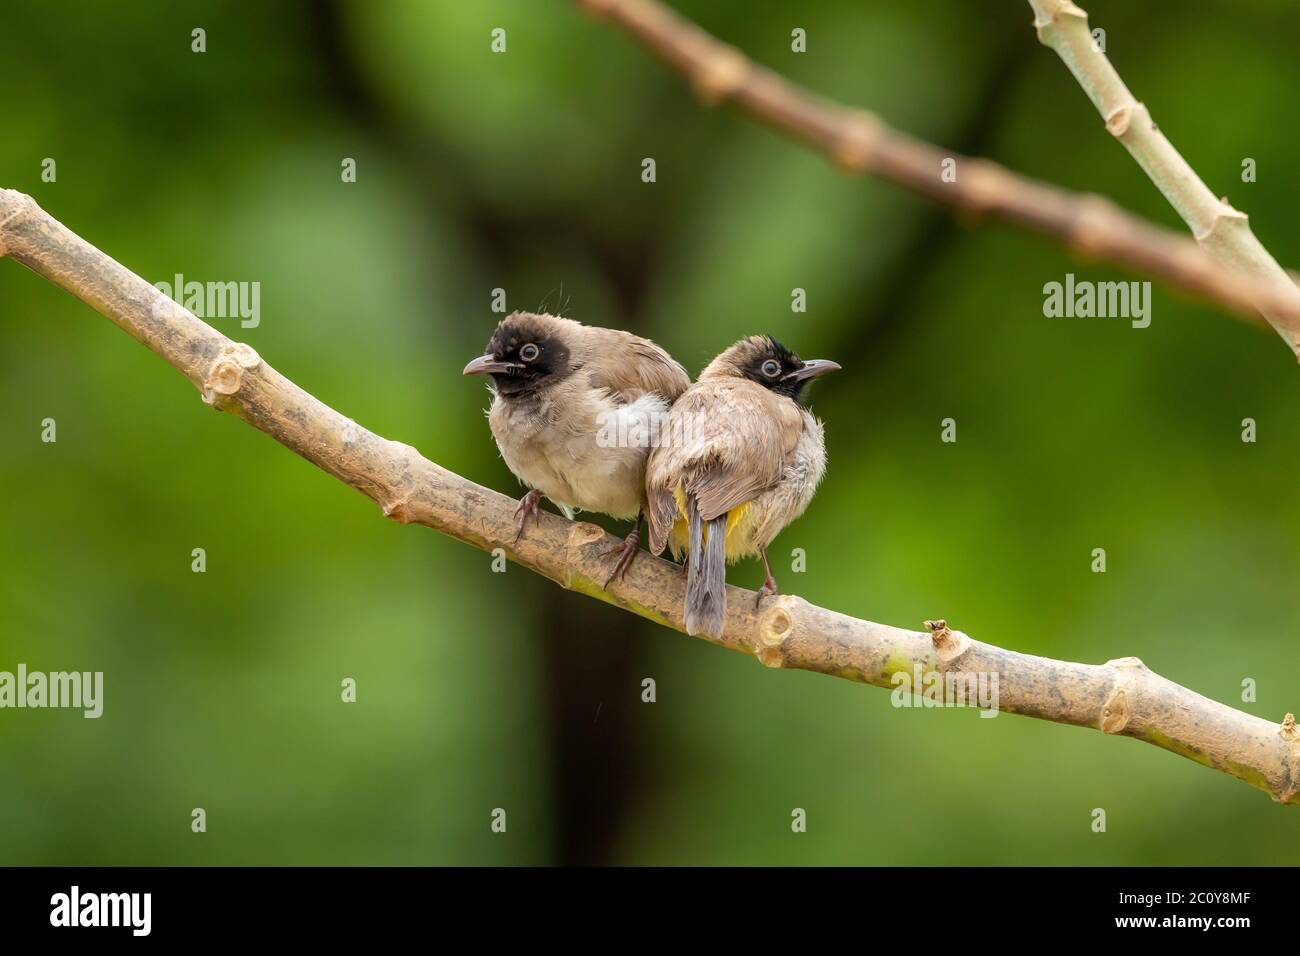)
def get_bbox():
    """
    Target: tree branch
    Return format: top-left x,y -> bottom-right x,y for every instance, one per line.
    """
3,186 -> 1297,803
1025,0 -> 1300,354
574,0 -> 1300,352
